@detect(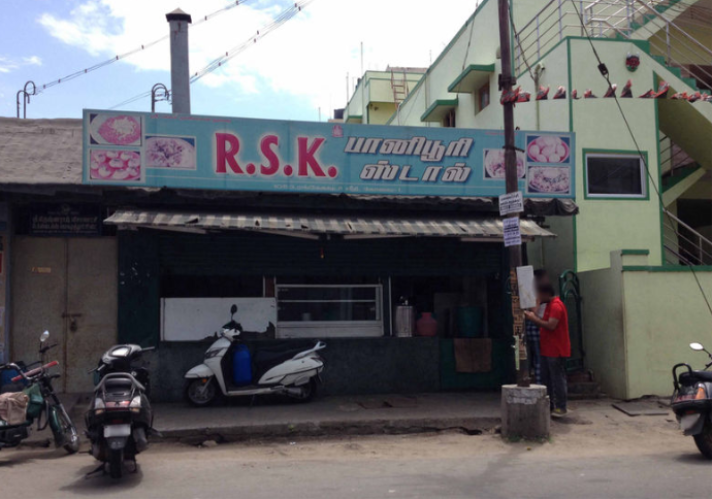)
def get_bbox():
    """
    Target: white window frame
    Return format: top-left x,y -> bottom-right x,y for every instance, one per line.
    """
275,284 -> 384,338
585,152 -> 647,199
